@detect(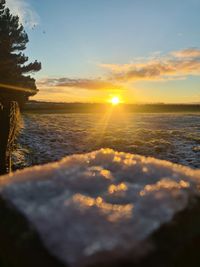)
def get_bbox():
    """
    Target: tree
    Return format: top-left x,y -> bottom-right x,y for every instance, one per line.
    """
0,0 -> 41,105
0,0 -> 41,174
